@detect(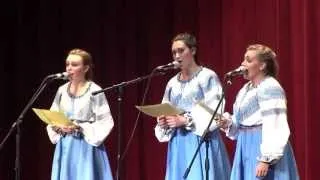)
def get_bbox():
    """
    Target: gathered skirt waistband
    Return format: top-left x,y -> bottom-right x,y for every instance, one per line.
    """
239,124 -> 262,130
